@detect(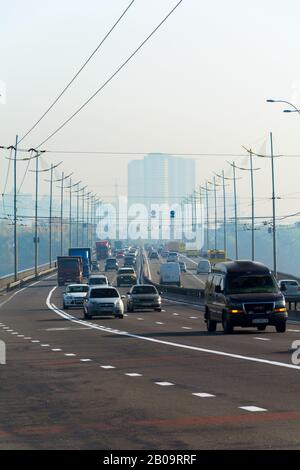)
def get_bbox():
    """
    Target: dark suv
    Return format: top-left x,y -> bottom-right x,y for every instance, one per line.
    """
105,258 -> 118,271
204,260 -> 287,334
